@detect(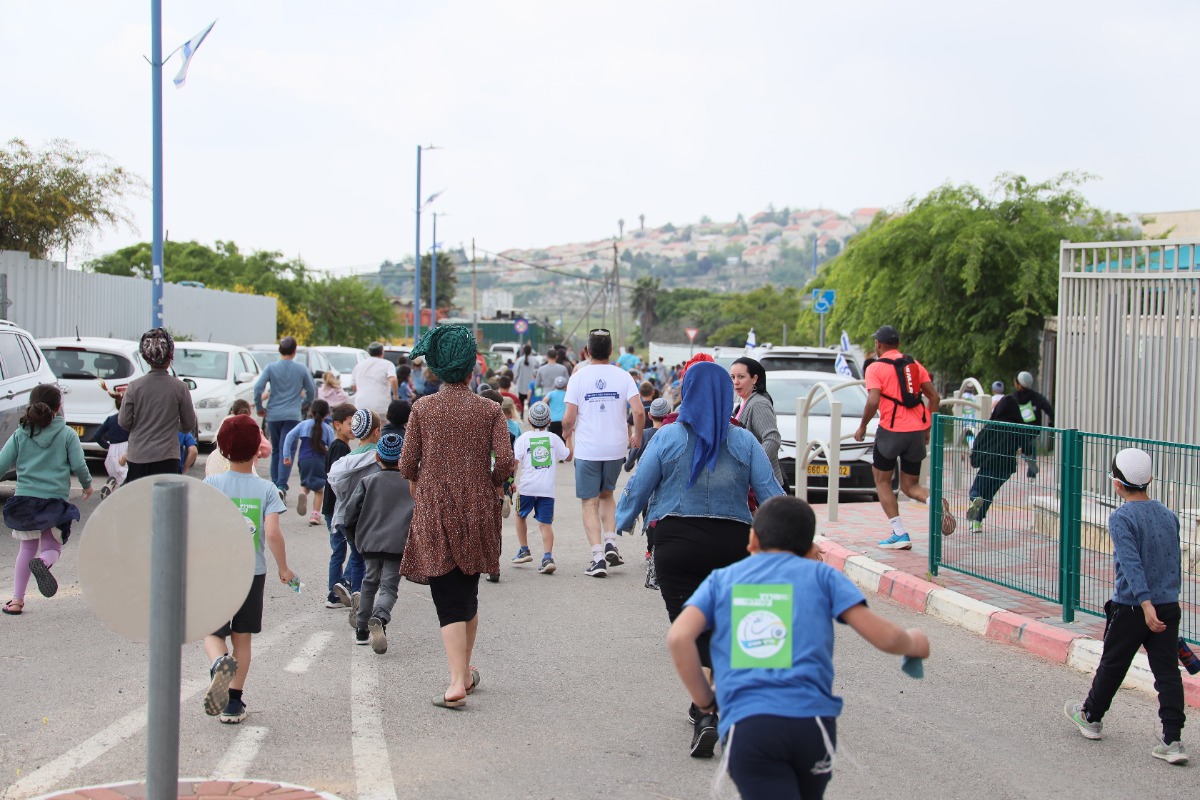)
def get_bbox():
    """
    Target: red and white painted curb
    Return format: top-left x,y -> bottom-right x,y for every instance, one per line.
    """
817,537 -> 1200,709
